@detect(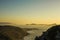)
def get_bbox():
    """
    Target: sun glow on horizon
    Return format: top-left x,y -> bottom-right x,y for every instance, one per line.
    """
0,0 -> 60,25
